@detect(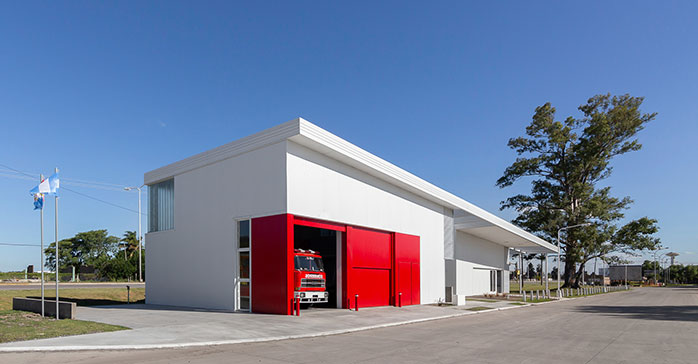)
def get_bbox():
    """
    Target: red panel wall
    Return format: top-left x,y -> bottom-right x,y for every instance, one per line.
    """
348,227 -> 392,269
251,214 -> 294,315
394,233 -> 420,306
345,226 -> 392,308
